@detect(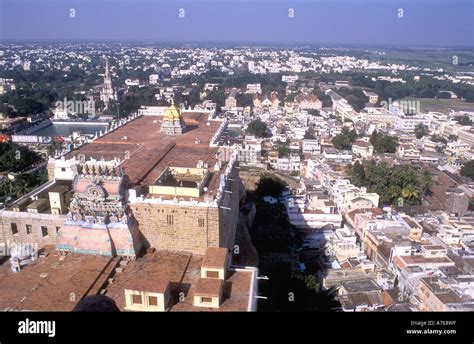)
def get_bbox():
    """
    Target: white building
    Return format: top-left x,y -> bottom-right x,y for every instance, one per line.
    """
351,138 -> 374,159
277,154 -> 301,172
446,142 -> 471,158
331,179 -> 379,213
286,195 -> 343,229
363,107 -> 397,128
295,94 -> 322,110
137,106 -> 168,116
395,114 -> 430,132
302,139 -> 321,154
282,75 -> 299,83
363,90 -> 379,104
149,74 -> 159,85
238,136 -> 262,166
323,148 -> 353,164
246,83 -> 262,94
125,79 -> 141,87
396,143 -> 421,160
